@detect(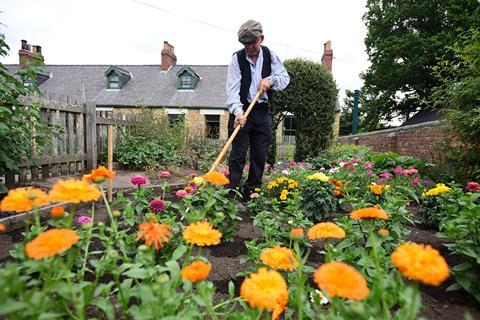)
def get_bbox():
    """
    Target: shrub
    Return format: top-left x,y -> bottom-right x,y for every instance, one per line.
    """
300,178 -> 338,222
